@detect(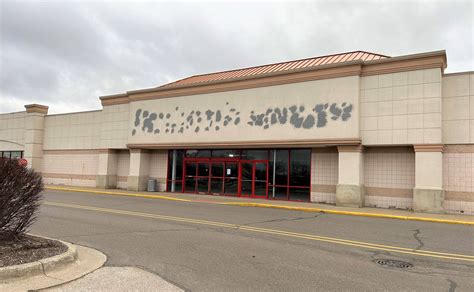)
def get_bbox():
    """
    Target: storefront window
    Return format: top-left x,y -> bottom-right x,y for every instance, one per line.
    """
241,150 -> 268,160
185,150 -> 211,157
167,148 -> 310,201
269,149 -> 310,201
211,149 -> 240,158
0,151 -> 24,159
